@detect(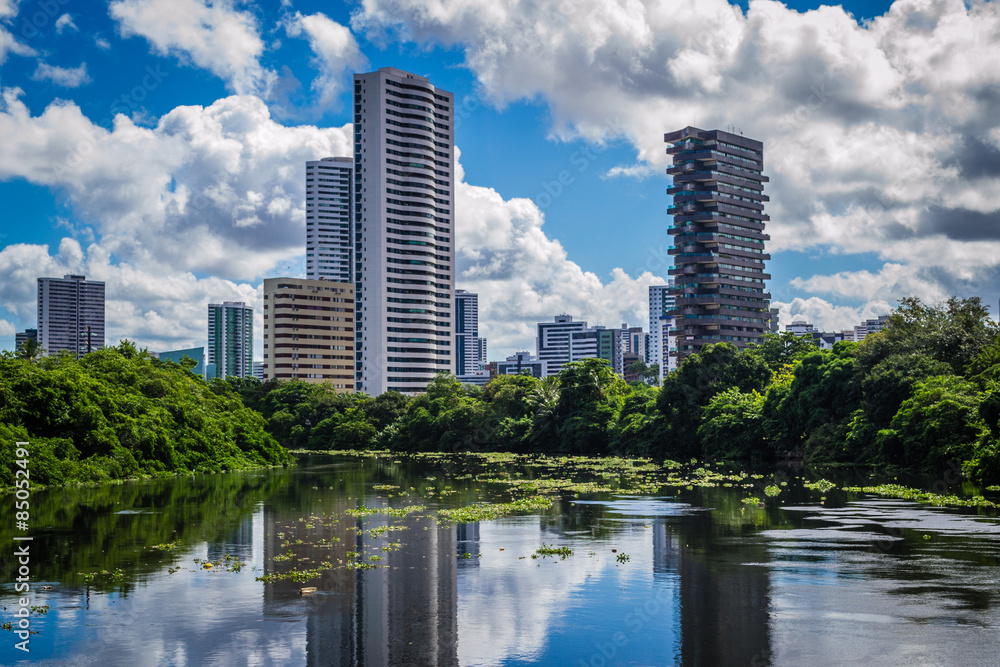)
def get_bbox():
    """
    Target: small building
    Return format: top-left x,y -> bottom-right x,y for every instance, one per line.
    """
156,347 -> 206,378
